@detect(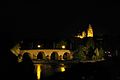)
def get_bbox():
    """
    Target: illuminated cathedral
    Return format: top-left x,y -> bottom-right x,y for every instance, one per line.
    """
74,24 -> 104,61
75,24 -> 93,39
